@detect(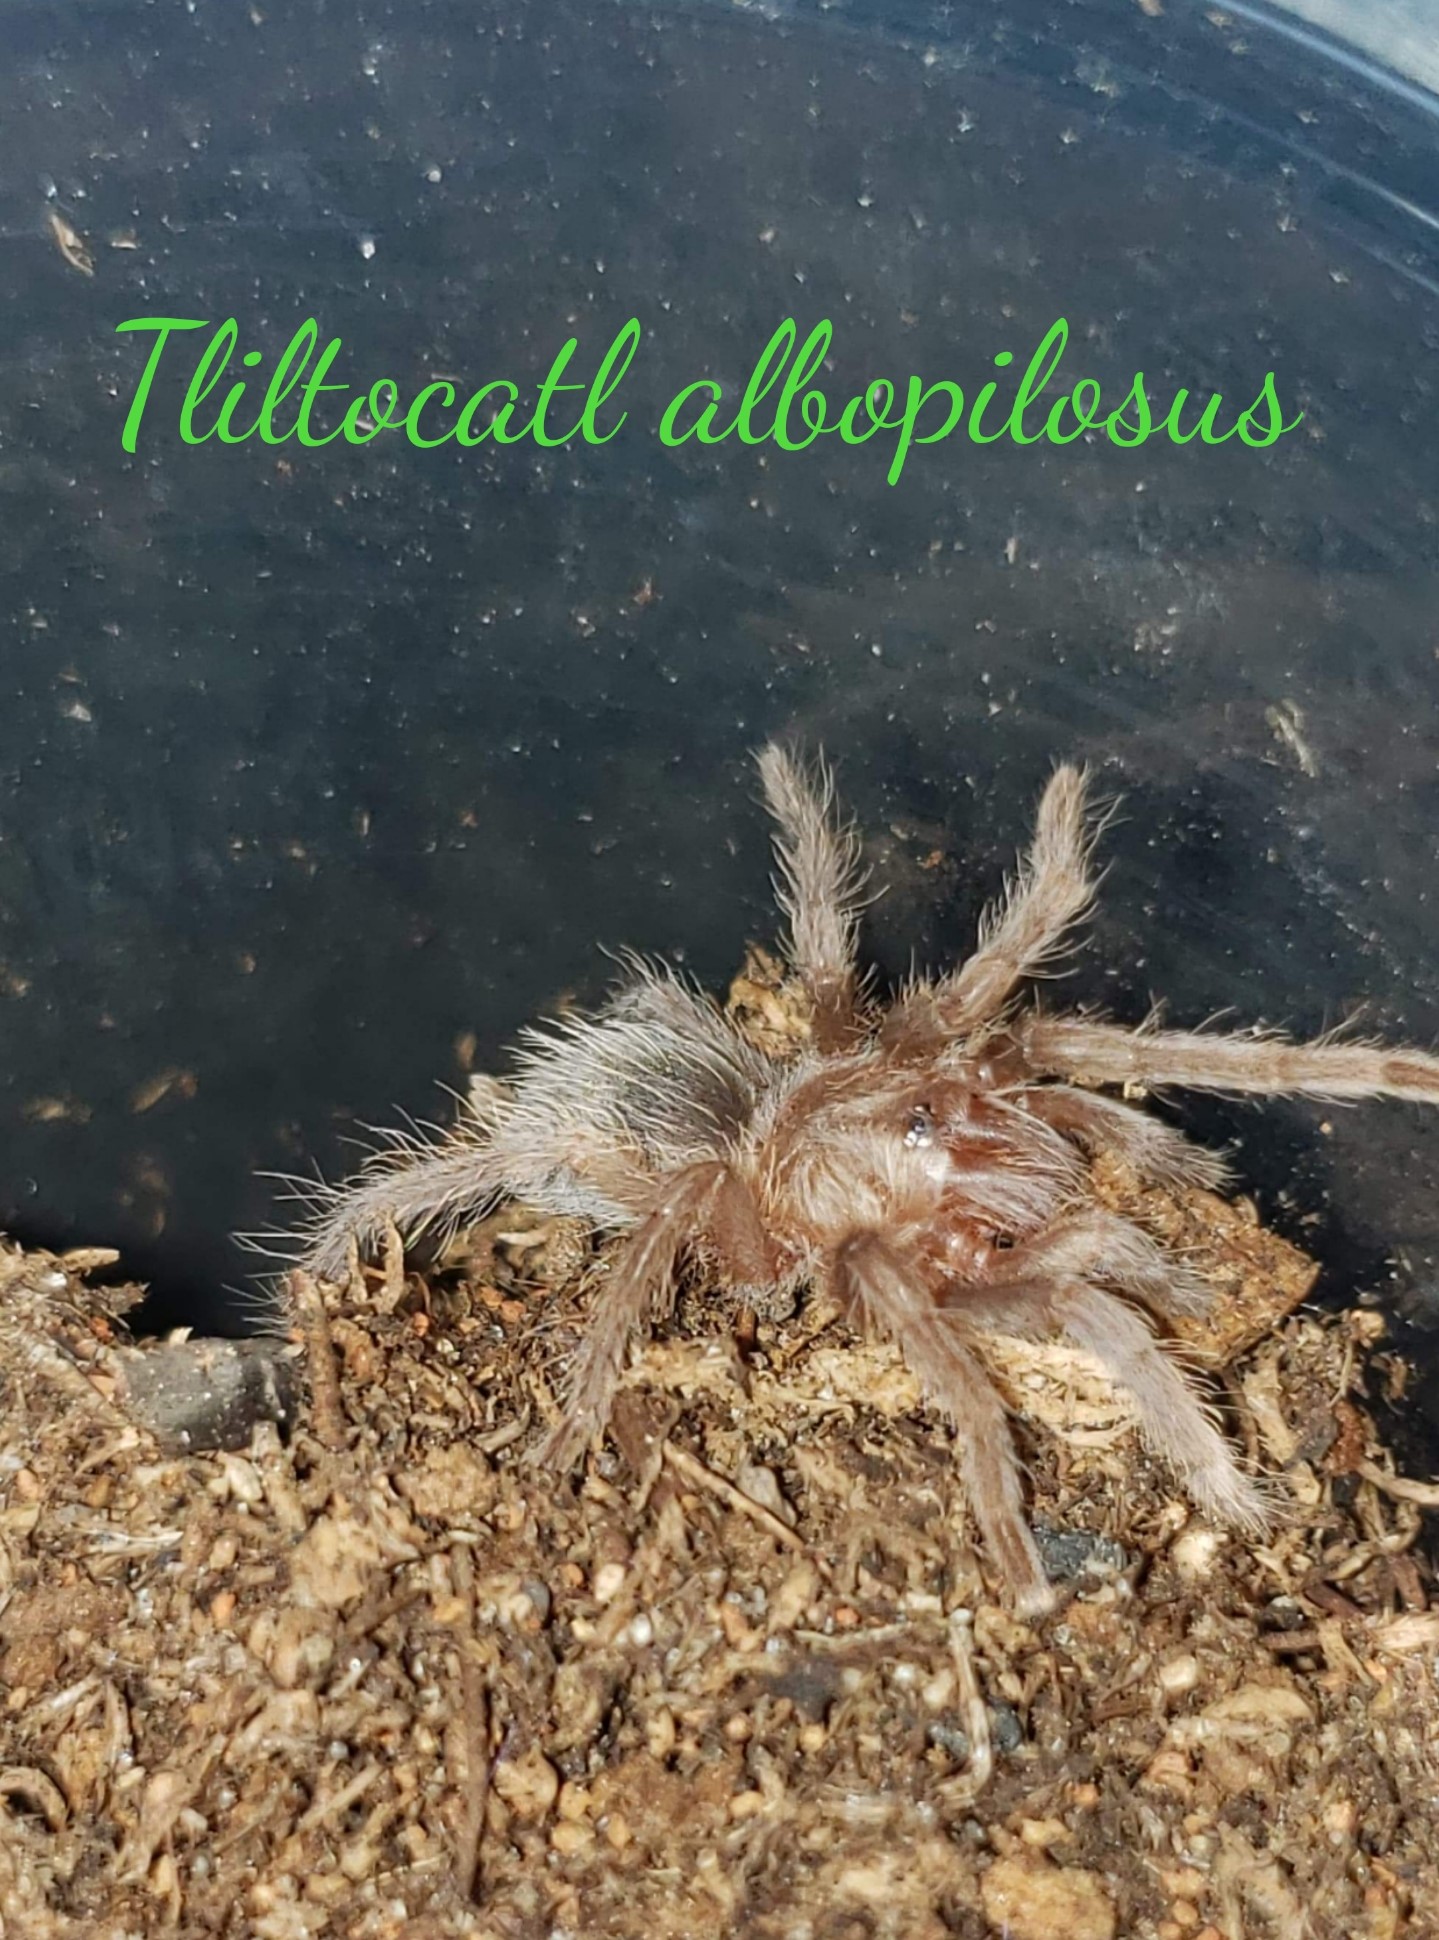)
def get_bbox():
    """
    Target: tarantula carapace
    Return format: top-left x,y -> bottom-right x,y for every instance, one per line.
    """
290,748 -> 1439,1615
